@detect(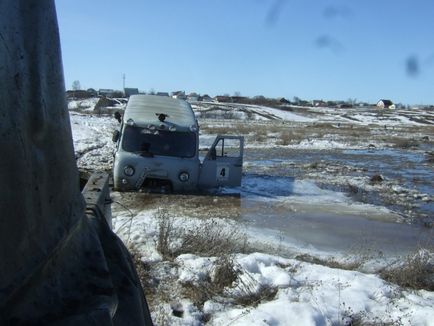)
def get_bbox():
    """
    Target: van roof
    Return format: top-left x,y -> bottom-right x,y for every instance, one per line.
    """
124,95 -> 196,129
